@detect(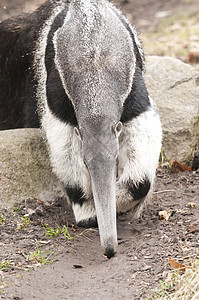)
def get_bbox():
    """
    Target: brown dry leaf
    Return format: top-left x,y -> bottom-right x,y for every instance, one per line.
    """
170,160 -> 192,173
188,202 -> 197,208
158,209 -> 172,221
188,219 -> 199,233
36,199 -> 47,205
169,259 -> 186,274
187,52 -> 199,64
